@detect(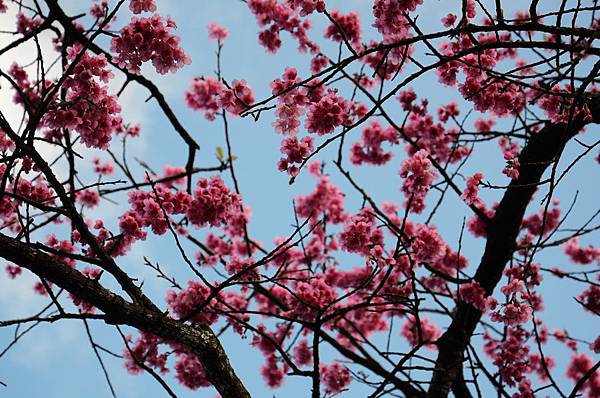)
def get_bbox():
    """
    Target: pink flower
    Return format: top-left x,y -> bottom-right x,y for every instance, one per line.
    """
93,158 -> 114,175
5,264 -> 22,279
217,80 -> 255,115
129,0 -> 156,14
324,10 -> 361,48
350,120 -> 398,166
339,209 -> 384,257
288,0 -> 325,16
293,339 -> 312,366
76,189 -> 100,208
123,332 -> 168,375
441,13 -> 457,27
305,89 -> 350,135
402,317 -> 441,348
502,151 -> 520,180
187,176 -> 241,228
208,23 -> 229,41
320,361 -> 351,394
399,150 -> 437,213
277,136 -> 314,176
564,237 -> 600,265
456,280 -> 493,312
460,172 -> 484,205
185,76 -> 225,120
166,280 -> 219,325
578,285 -> 600,314
174,352 -> 211,390
43,46 -> 121,149
111,15 -> 191,75
373,0 -> 422,38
